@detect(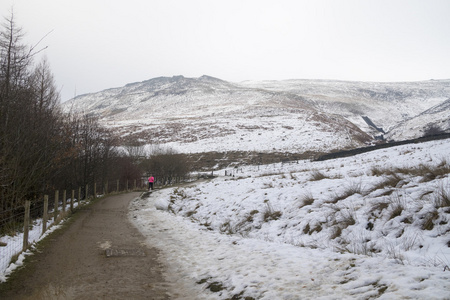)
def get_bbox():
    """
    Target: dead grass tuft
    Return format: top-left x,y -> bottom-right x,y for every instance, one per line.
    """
263,202 -> 282,222
329,182 -> 363,203
433,184 -> 450,209
309,170 -> 328,181
421,209 -> 439,231
330,226 -> 342,239
298,193 -> 315,208
370,201 -> 390,214
387,193 -> 406,220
